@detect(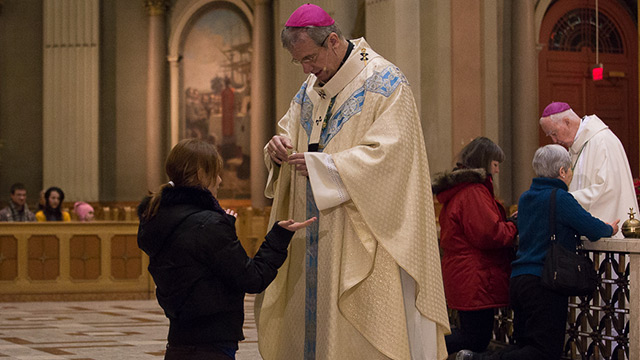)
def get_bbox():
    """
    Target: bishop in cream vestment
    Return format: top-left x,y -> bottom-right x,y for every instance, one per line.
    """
258,36 -> 450,360
569,115 -> 638,238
